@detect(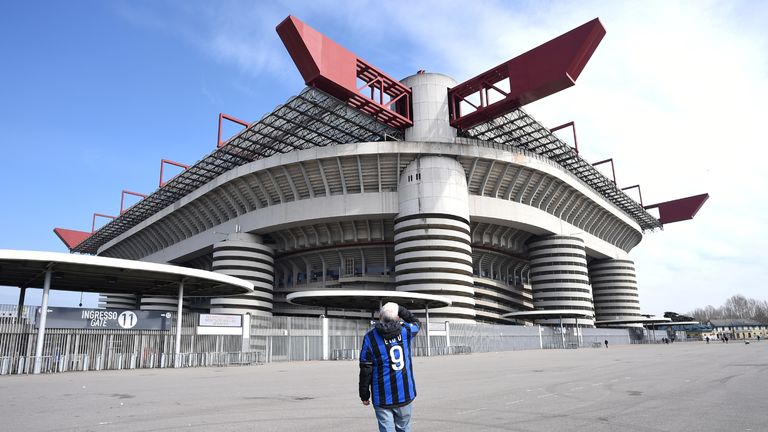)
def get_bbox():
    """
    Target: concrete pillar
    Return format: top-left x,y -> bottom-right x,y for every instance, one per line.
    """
528,235 -> 594,327
322,317 -> 330,360
211,232 -> 275,316
394,156 -> 475,323
33,268 -> 52,374
589,259 -> 641,325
